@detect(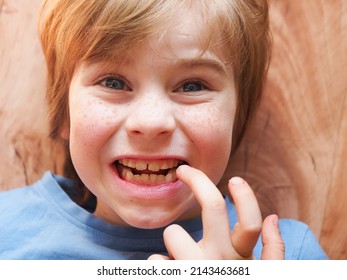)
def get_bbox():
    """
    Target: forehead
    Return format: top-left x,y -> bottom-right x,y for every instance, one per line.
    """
89,8 -> 231,71
150,10 -> 223,58
83,2 -> 234,67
